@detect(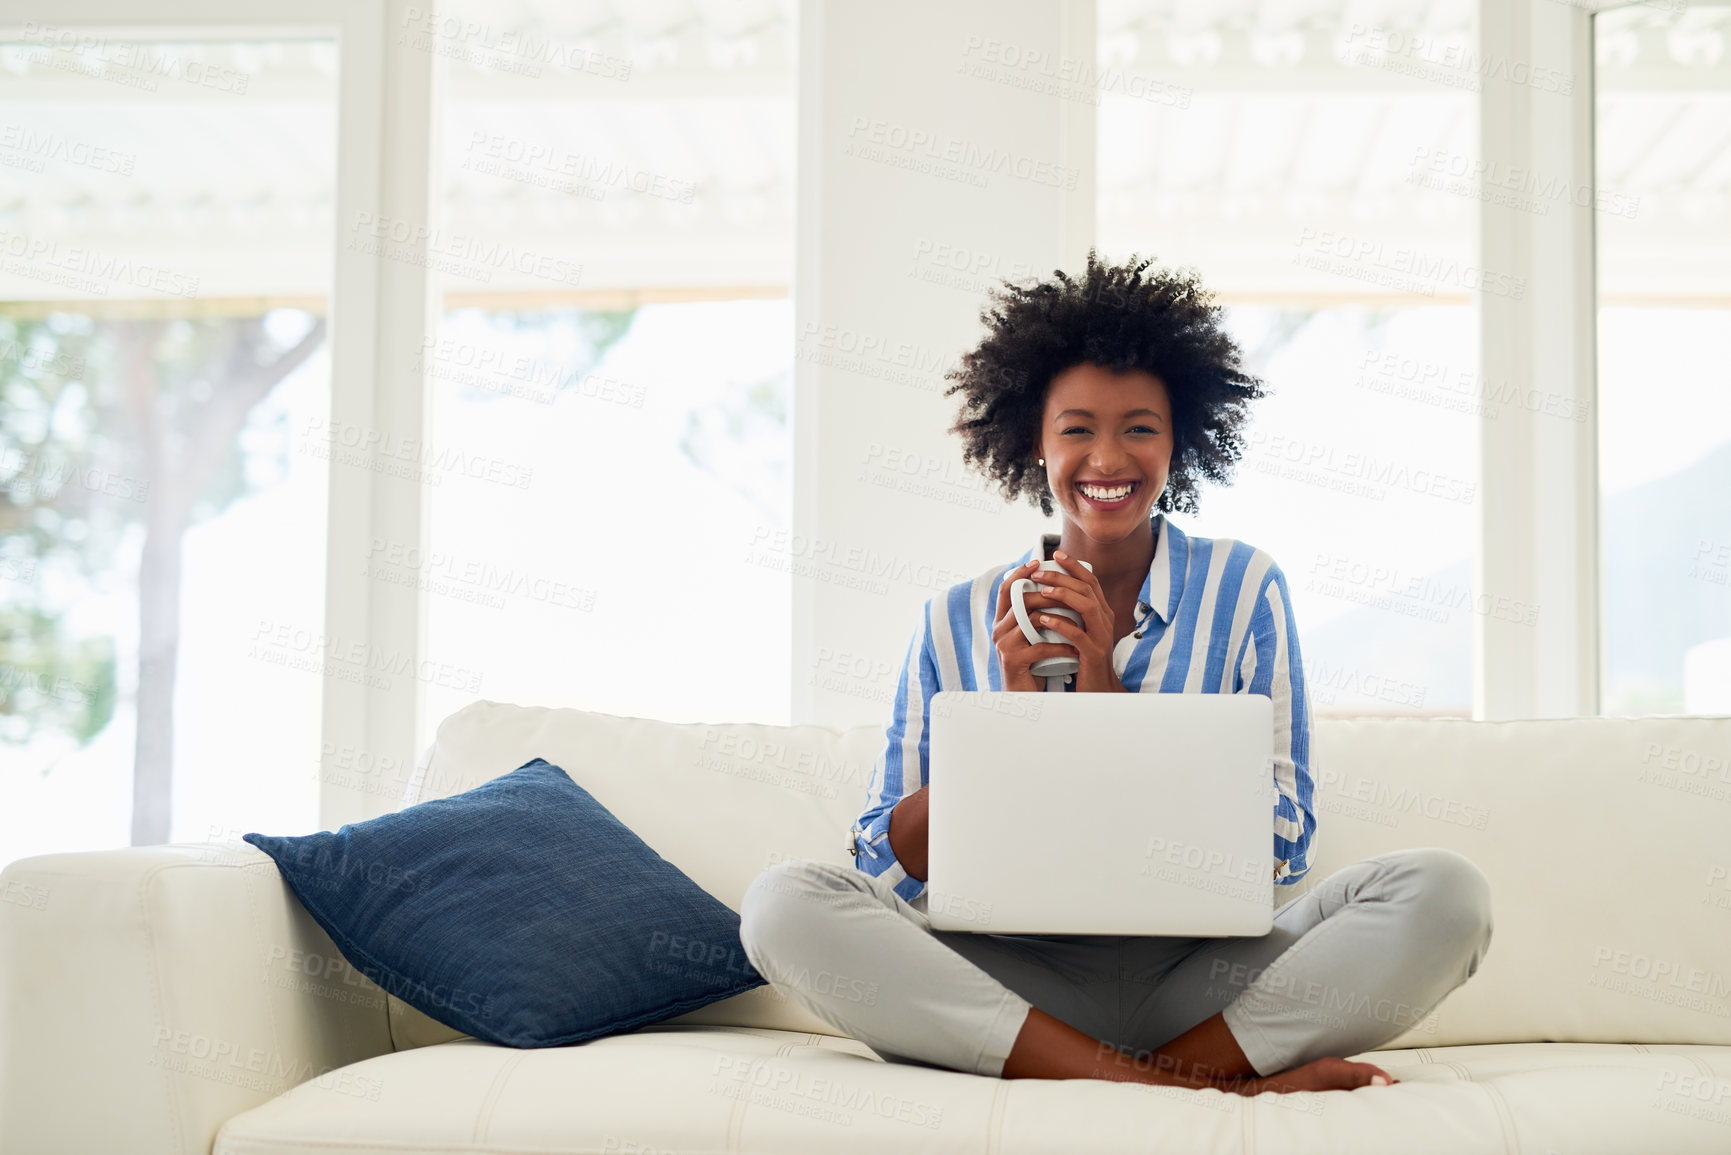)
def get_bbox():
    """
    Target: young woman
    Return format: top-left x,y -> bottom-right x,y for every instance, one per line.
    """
740,252 -> 1493,1096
